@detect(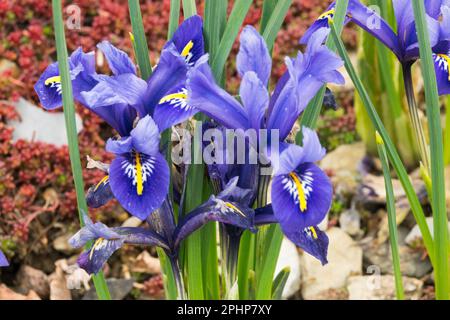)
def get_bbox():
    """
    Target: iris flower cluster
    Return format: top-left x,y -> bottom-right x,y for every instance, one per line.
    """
32,14 -> 344,287
304,0 -> 450,95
